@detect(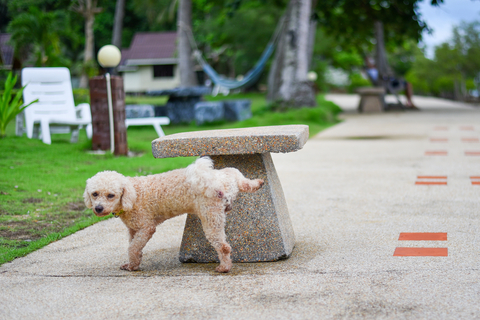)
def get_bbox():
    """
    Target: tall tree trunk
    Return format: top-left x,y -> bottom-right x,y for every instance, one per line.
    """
177,0 -> 198,87
112,0 -> 125,48
374,21 -> 392,88
73,0 -> 102,88
267,0 -> 316,108
111,0 -> 125,75
307,0 -> 318,71
80,13 -> 94,88
306,19 -> 317,72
